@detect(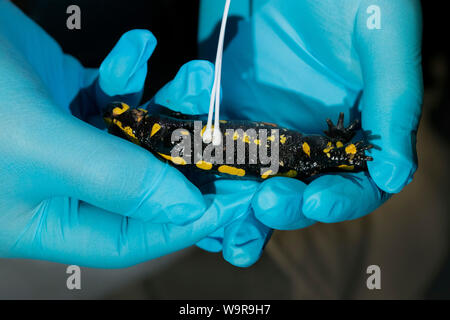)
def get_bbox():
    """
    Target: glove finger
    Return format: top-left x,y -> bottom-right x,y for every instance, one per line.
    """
8,181 -> 256,268
252,177 -> 315,230
152,60 -> 215,115
355,0 -> 423,193
222,209 -> 273,268
196,179 -> 261,256
99,29 -> 156,97
302,172 -> 391,223
71,29 -> 156,122
196,228 -> 224,253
